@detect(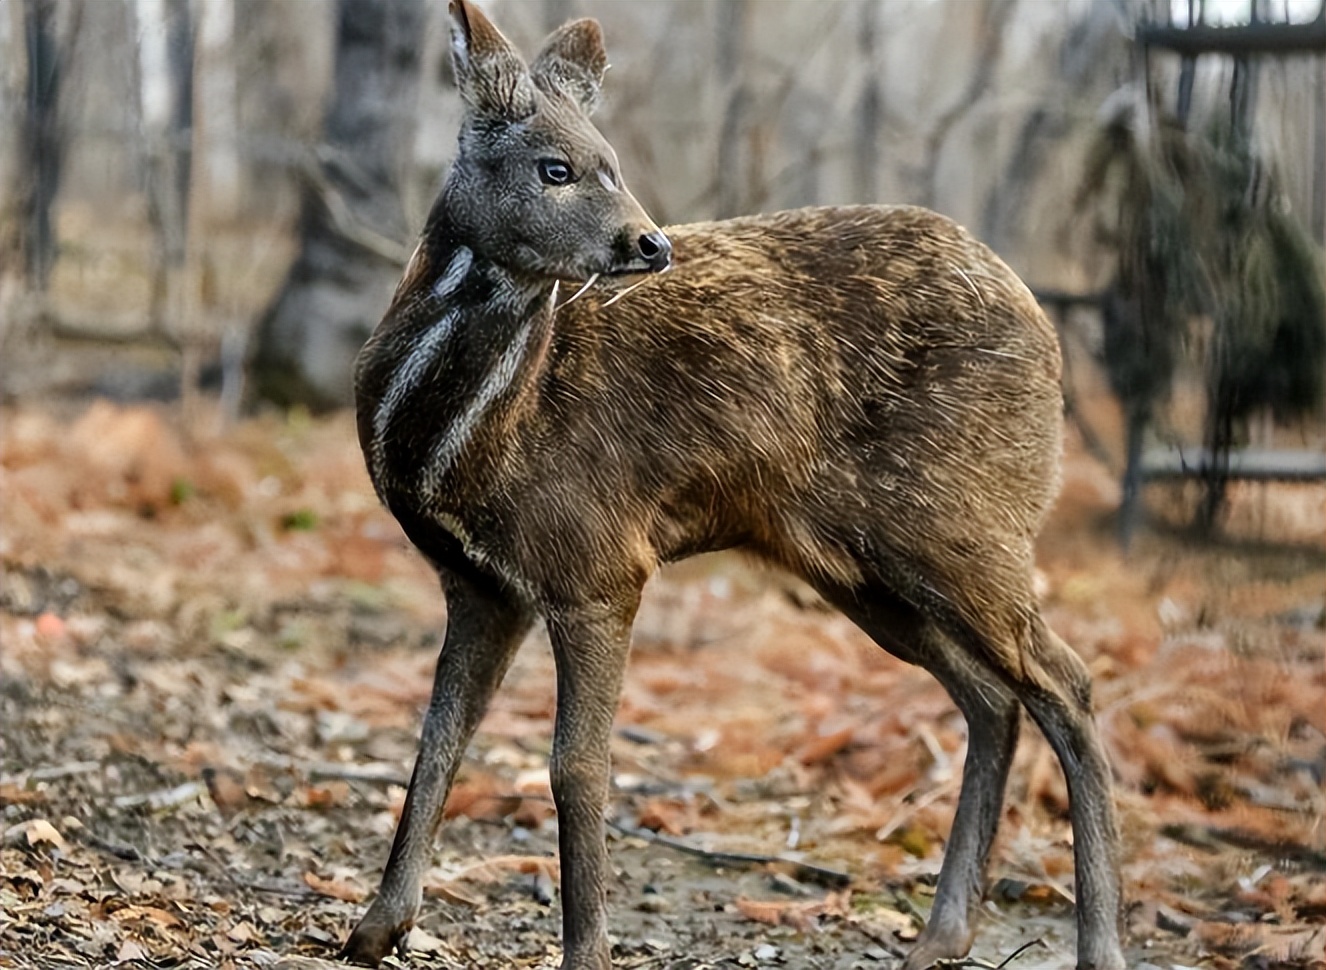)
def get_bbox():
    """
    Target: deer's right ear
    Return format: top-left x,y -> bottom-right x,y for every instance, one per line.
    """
449,0 -> 537,120
531,19 -> 608,115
